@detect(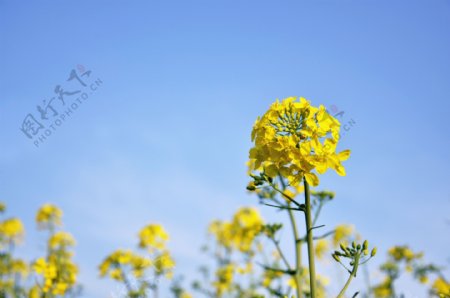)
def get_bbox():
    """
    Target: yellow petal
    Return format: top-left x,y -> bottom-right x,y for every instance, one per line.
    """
337,150 -> 351,161
304,172 -> 319,186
